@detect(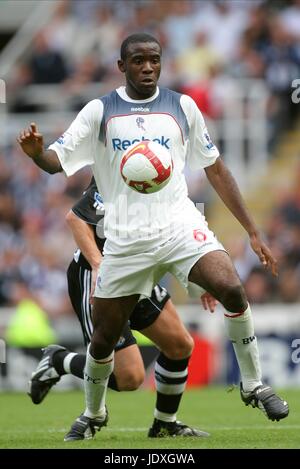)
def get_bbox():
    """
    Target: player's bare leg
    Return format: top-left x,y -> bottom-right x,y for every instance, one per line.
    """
189,250 -> 288,421
143,300 -> 193,360
64,294 -> 139,441
113,344 -> 145,391
142,299 -> 209,437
